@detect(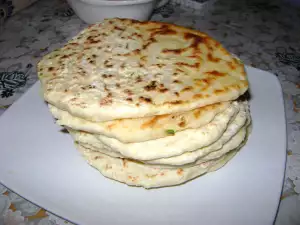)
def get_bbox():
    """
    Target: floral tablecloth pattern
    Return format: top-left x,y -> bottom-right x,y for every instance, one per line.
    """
0,0 -> 299,224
